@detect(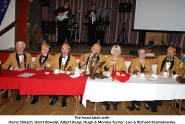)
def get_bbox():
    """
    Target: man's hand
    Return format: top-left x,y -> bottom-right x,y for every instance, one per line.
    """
80,61 -> 85,67
108,61 -> 113,67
